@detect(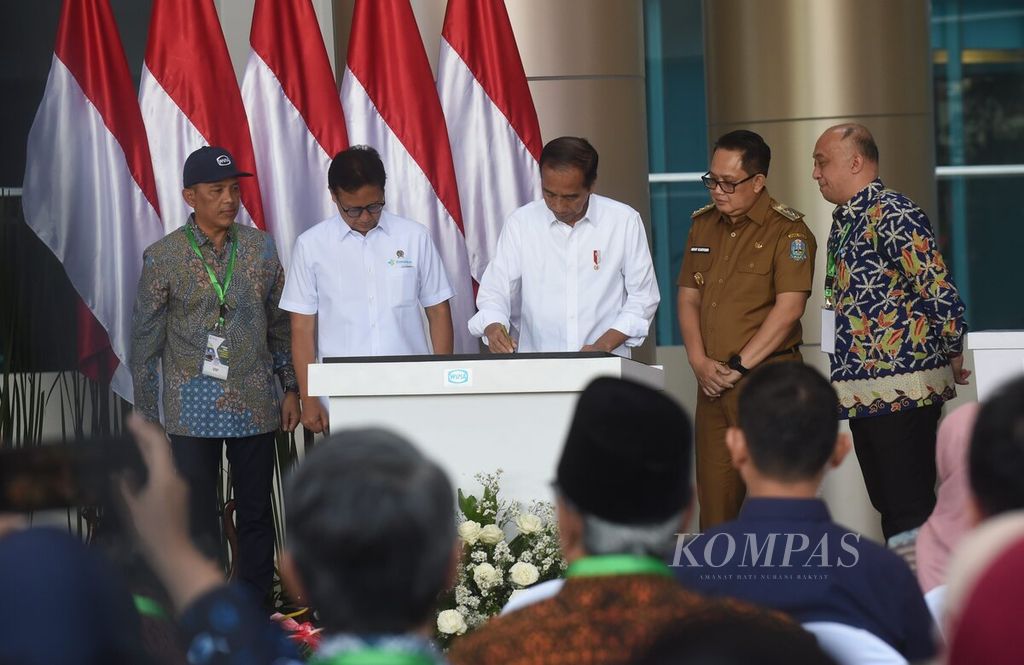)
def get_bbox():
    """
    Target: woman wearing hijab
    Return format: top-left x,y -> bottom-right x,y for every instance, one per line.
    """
915,402 -> 981,594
